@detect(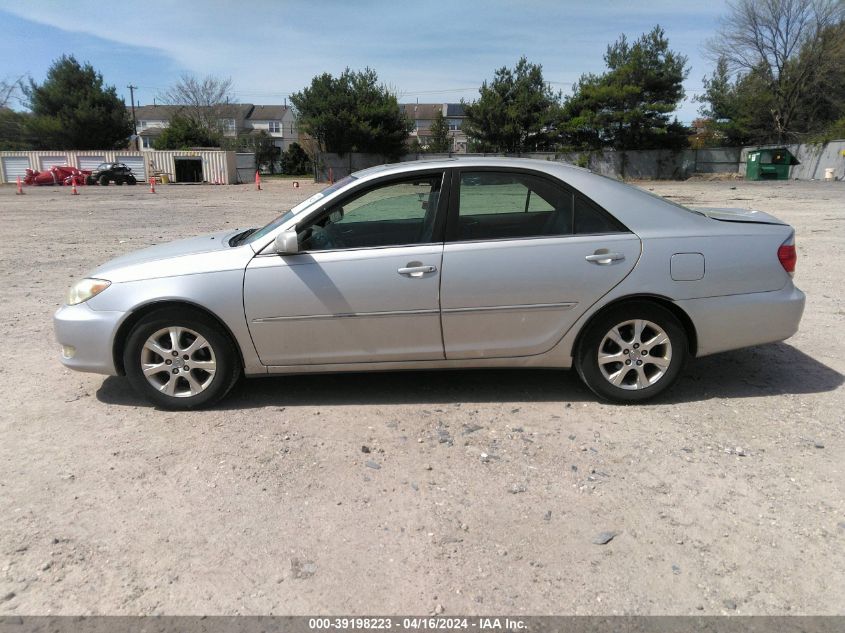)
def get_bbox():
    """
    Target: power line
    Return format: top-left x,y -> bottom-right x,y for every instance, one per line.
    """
399,87 -> 478,95
130,82 -> 710,105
